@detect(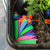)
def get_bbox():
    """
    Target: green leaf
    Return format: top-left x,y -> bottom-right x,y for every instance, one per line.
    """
24,6 -> 32,11
23,0 -> 27,3
27,11 -> 32,16
48,1 -> 50,7
32,10 -> 36,15
42,4 -> 46,10
24,8 -> 28,11
27,1 -> 33,5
